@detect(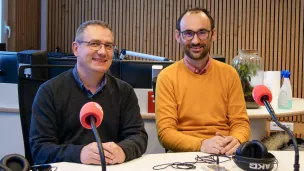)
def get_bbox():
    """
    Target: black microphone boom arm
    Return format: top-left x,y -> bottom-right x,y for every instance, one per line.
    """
262,96 -> 300,171
90,116 -> 107,171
